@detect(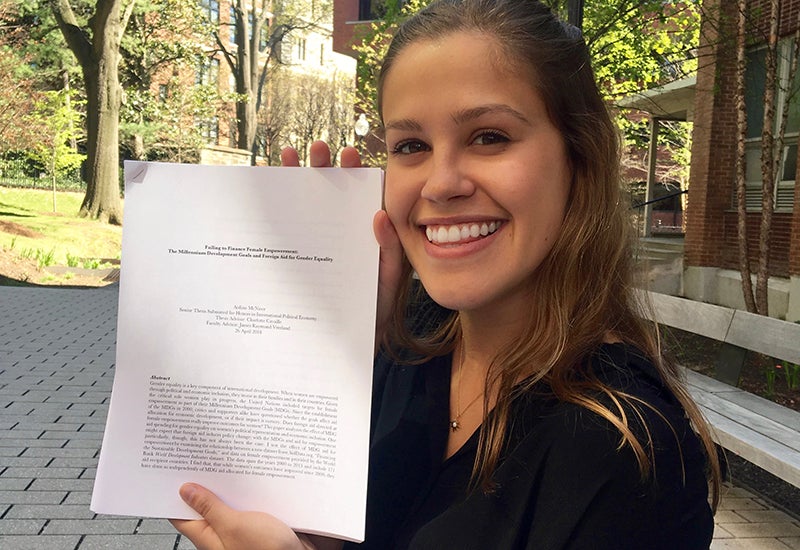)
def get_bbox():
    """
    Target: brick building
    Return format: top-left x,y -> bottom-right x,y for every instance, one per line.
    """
685,0 -> 800,320
332,0 -> 374,57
